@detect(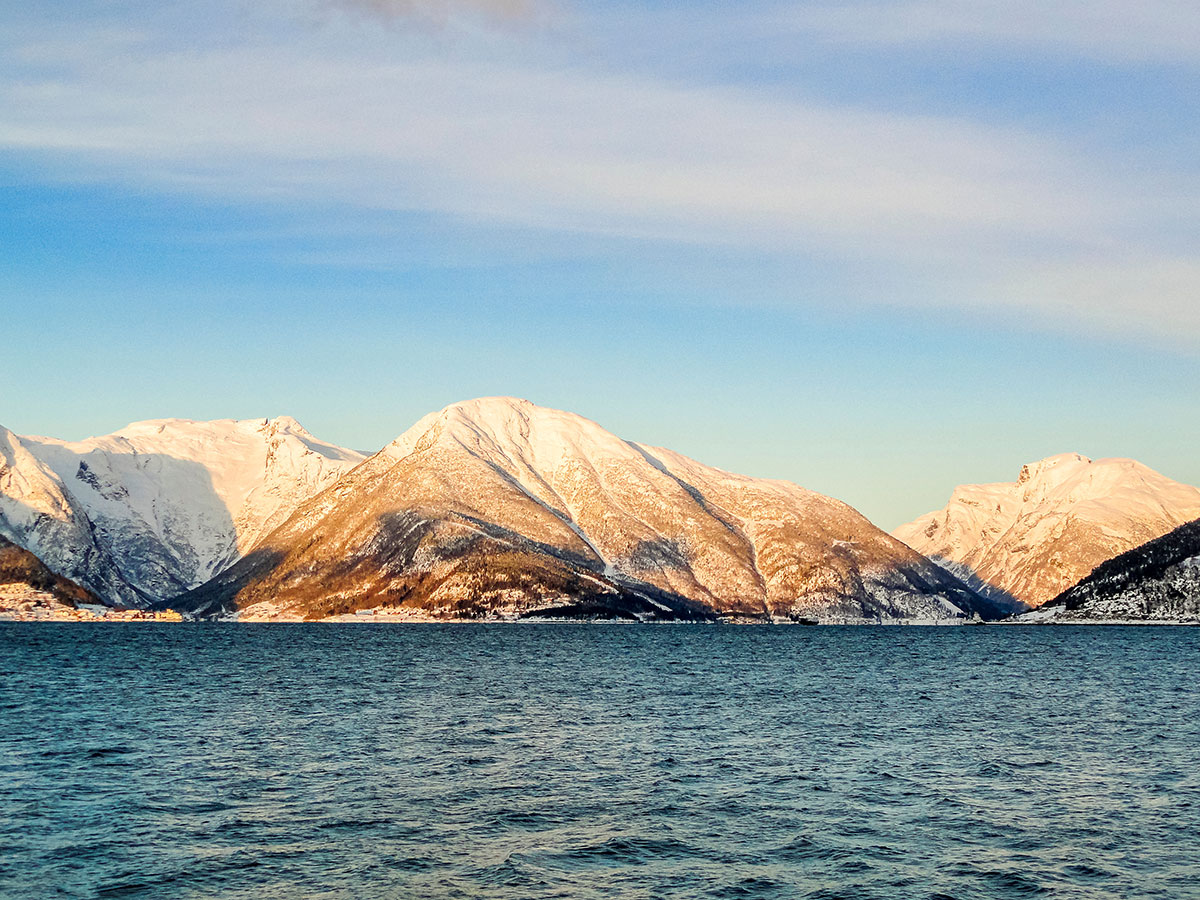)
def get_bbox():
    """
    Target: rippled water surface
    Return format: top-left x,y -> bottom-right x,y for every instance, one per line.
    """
2,624 -> 1199,899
